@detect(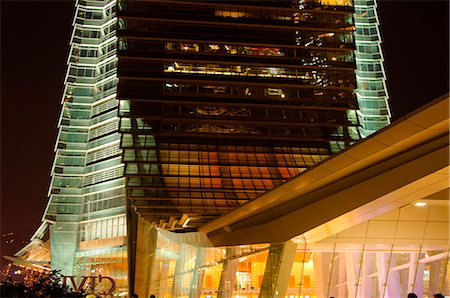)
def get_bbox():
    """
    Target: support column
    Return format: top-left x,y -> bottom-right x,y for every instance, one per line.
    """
158,259 -> 172,298
408,252 -> 424,295
127,201 -> 138,296
190,248 -> 205,298
375,252 -> 401,298
328,252 -> 339,298
313,252 -> 332,298
375,252 -> 389,297
338,253 -> 346,297
359,252 -> 372,298
218,248 -> 238,298
135,222 -> 158,297
172,243 -> 188,297
258,241 -> 297,298
416,261 -> 425,295
386,267 -> 400,297
345,252 -> 358,298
